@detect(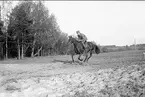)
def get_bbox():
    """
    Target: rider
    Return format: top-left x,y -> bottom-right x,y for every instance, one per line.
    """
76,30 -> 88,49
